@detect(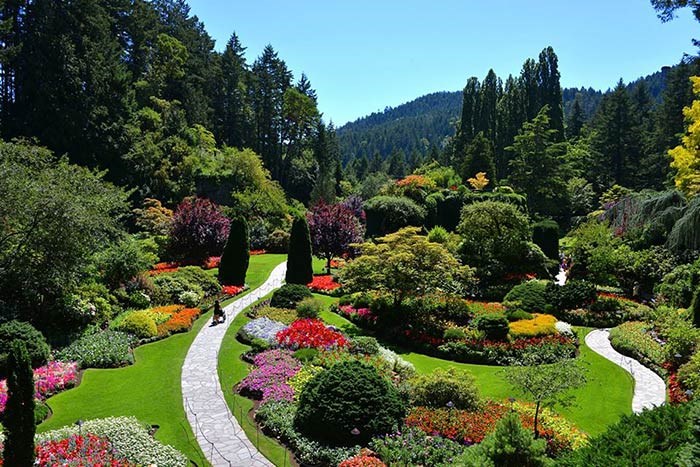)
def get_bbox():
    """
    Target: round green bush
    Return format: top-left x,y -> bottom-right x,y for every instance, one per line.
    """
443,327 -> 467,341
504,280 -> 548,313
409,368 -> 481,411
116,311 -> 157,339
545,280 -> 597,311
271,284 -> 313,309
475,313 -> 510,341
296,297 -> 323,319
0,320 -> 50,373
506,309 -> 533,322
349,336 -> 380,355
295,361 -> 406,446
